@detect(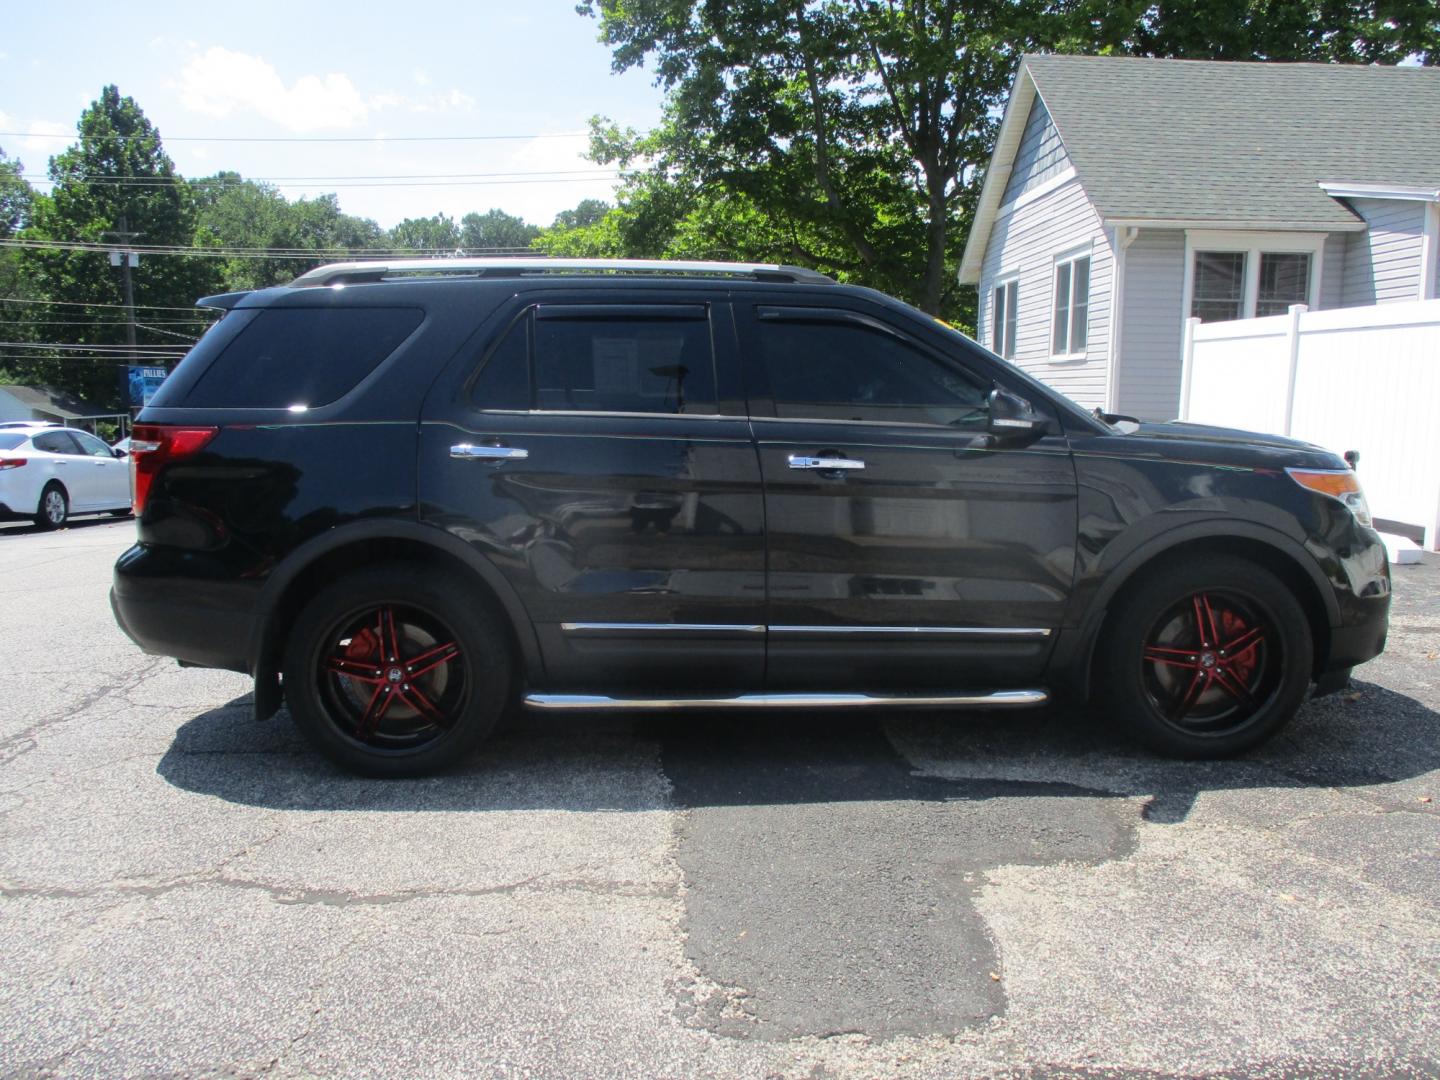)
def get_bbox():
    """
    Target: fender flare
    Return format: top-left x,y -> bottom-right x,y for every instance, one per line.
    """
1058,517 -> 1340,699
248,520 -> 543,717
